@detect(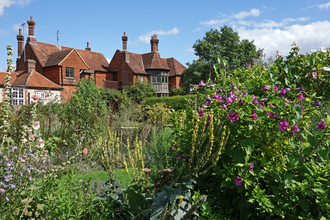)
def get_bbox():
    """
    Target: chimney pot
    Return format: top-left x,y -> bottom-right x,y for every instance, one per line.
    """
150,35 -> 159,53
85,42 -> 91,51
122,32 -> 128,51
17,29 -> 24,60
27,16 -> 36,43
